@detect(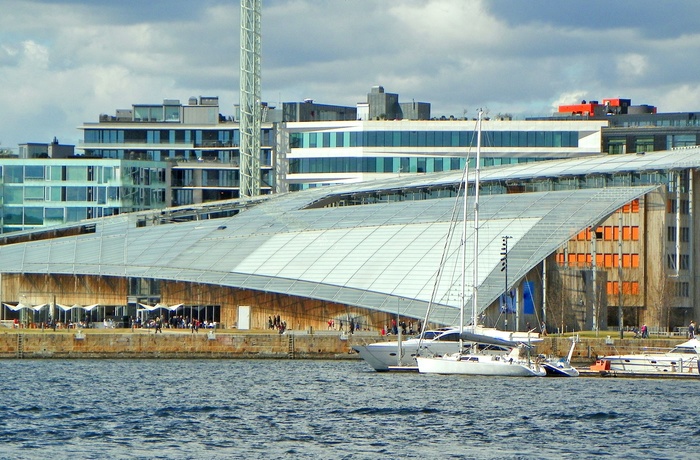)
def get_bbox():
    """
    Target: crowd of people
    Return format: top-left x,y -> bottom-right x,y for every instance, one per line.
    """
268,315 -> 287,334
137,315 -> 218,332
